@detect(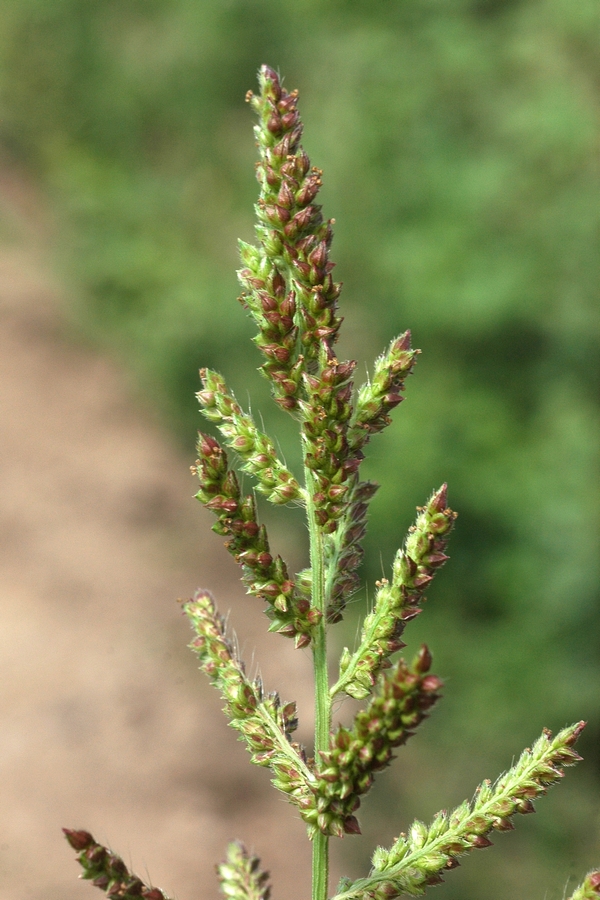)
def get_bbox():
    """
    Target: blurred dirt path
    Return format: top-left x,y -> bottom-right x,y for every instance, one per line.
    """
0,217 -> 323,899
